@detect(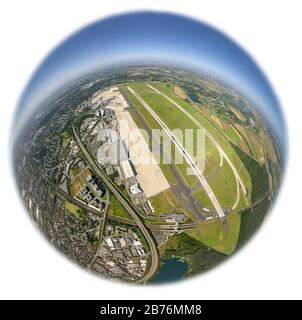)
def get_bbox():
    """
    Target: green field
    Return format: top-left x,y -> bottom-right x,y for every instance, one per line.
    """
124,81 -> 250,210
149,189 -> 182,215
69,165 -> 92,197
234,188 -> 249,212
192,187 -> 213,210
186,213 -> 241,255
60,130 -> 71,149
126,83 -> 199,187
165,233 -> 180,251
59,130 -> 71,158
225,126 -> 241,144
64,201 -> 85,219
149,81 -> 252,197
204,135 -> 221,176
208,161 -> 237,208
108,194 -> 133,220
